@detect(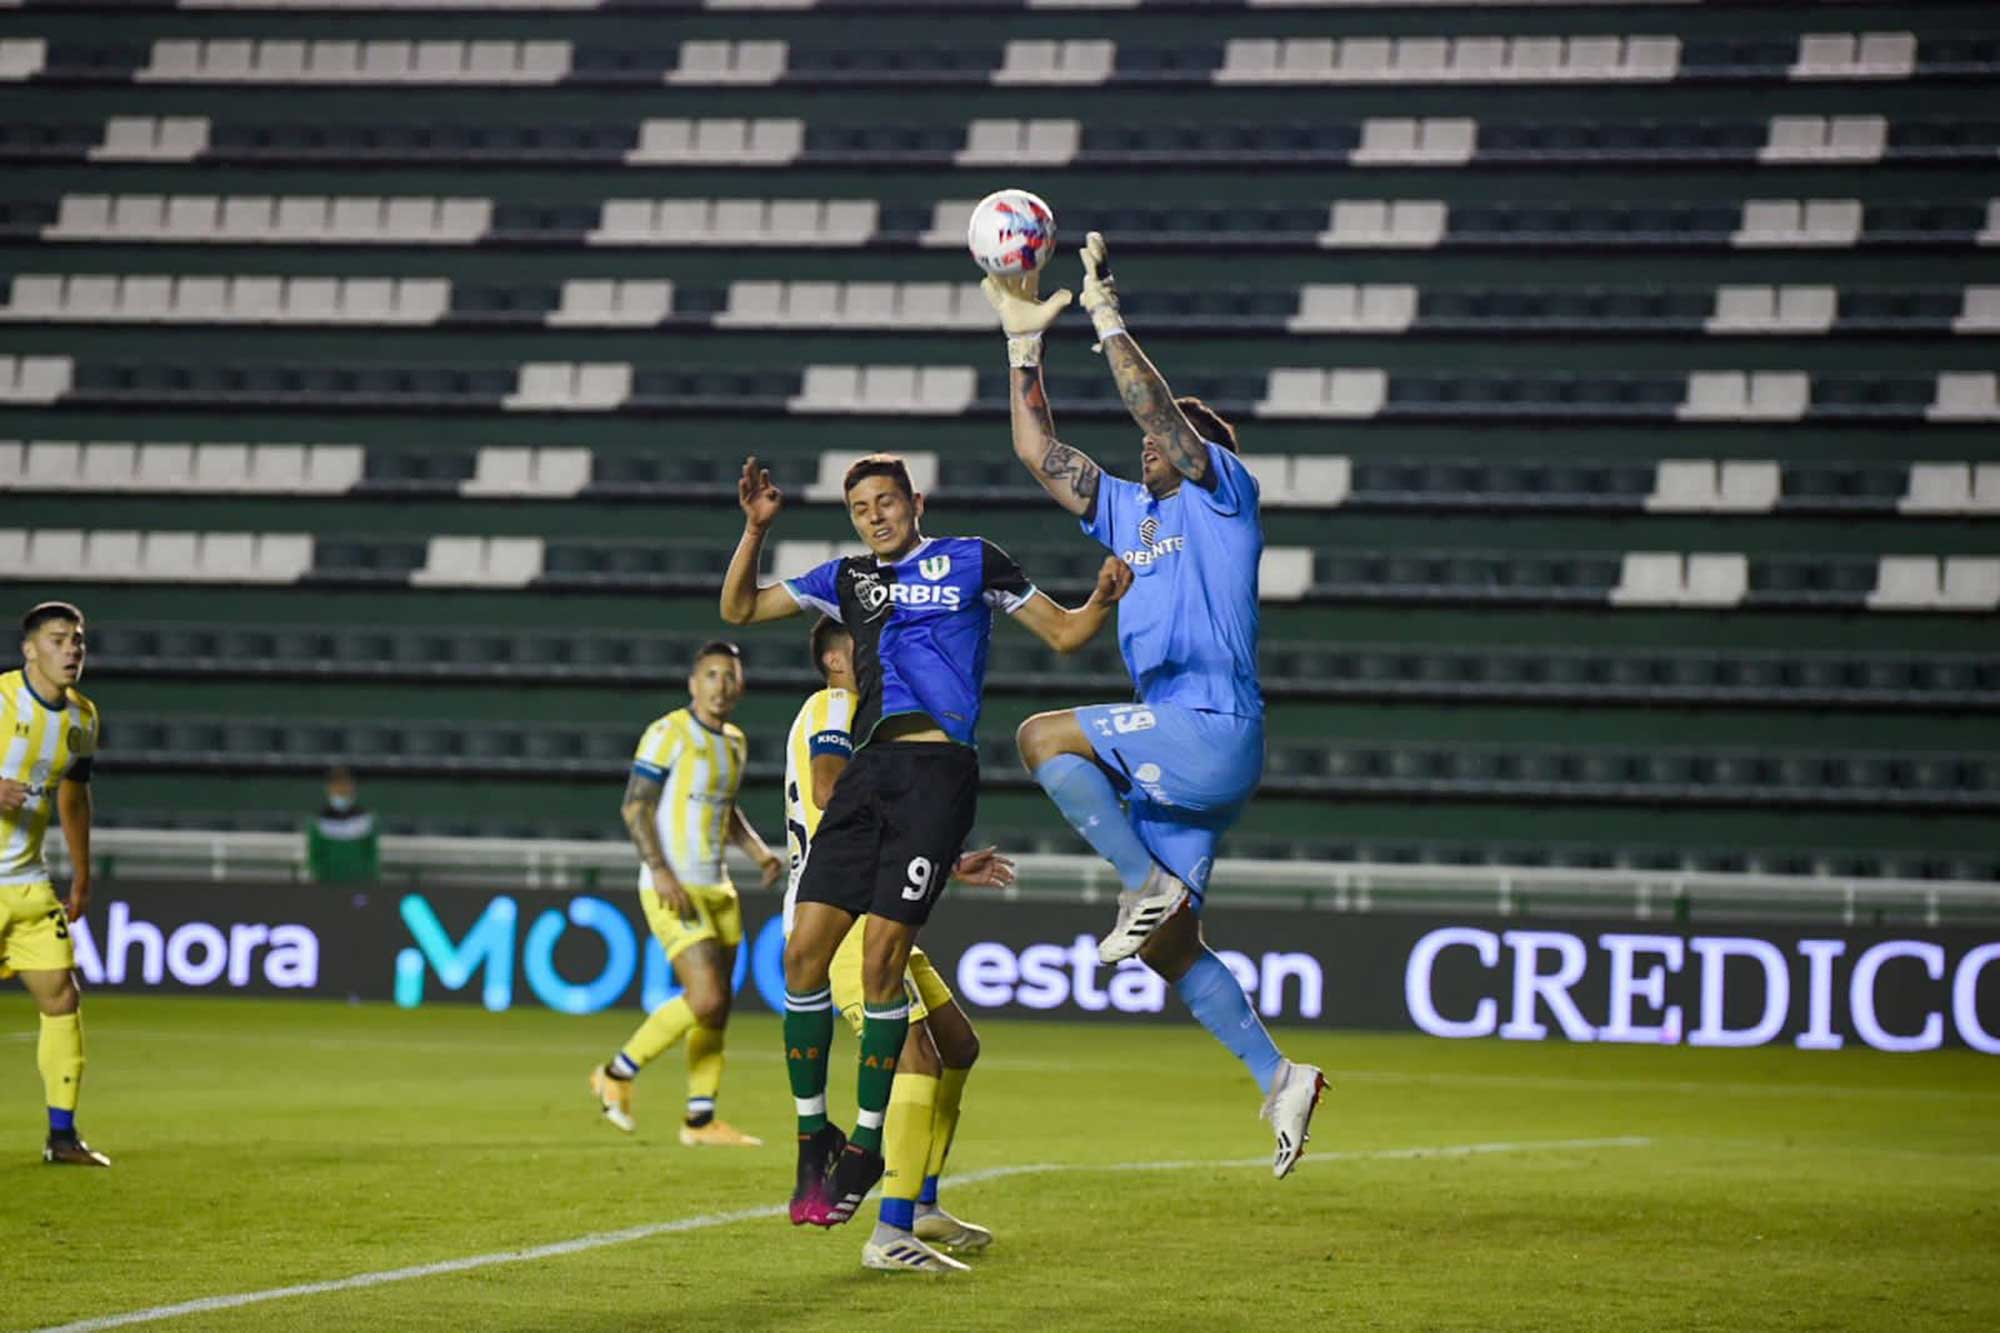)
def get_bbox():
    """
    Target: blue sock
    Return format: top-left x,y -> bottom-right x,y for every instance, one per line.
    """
1175,949 -> 1284,1095
918,1175 -> 940,1206
880,1197 -> 916,1231
1032,755 -> 1156,891
49,1107 -> 74,1134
